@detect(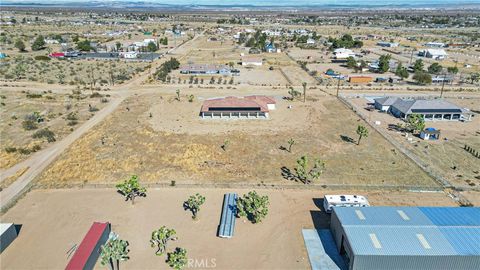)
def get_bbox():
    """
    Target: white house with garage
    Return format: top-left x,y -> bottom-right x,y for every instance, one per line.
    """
374,97 -> 473,121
